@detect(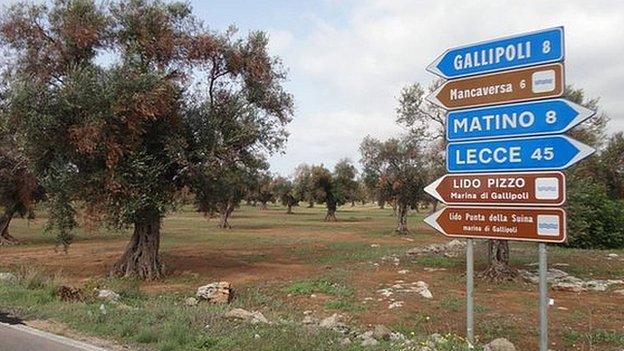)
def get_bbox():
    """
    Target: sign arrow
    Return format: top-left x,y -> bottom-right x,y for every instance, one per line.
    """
426,63 -> 564,110
427,27 -> 564,79
446,99 -> 595,141
424,206 -> 566,243
446,135 -> 594,173
424,172 -> 565,206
